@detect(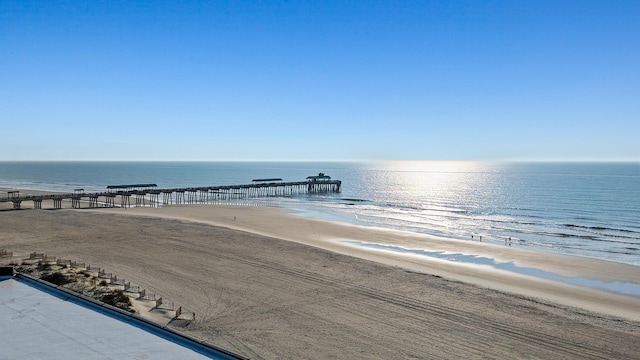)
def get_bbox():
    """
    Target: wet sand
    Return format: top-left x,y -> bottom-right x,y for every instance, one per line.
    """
1,205 -> 639,359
